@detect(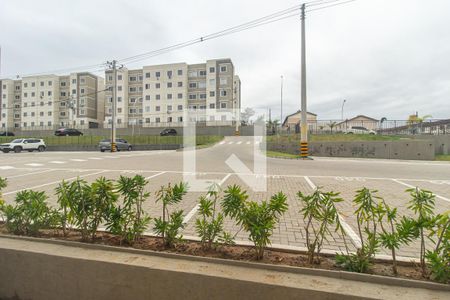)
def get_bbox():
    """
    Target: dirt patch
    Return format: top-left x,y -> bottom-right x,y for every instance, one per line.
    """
0,224 -> 430,282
